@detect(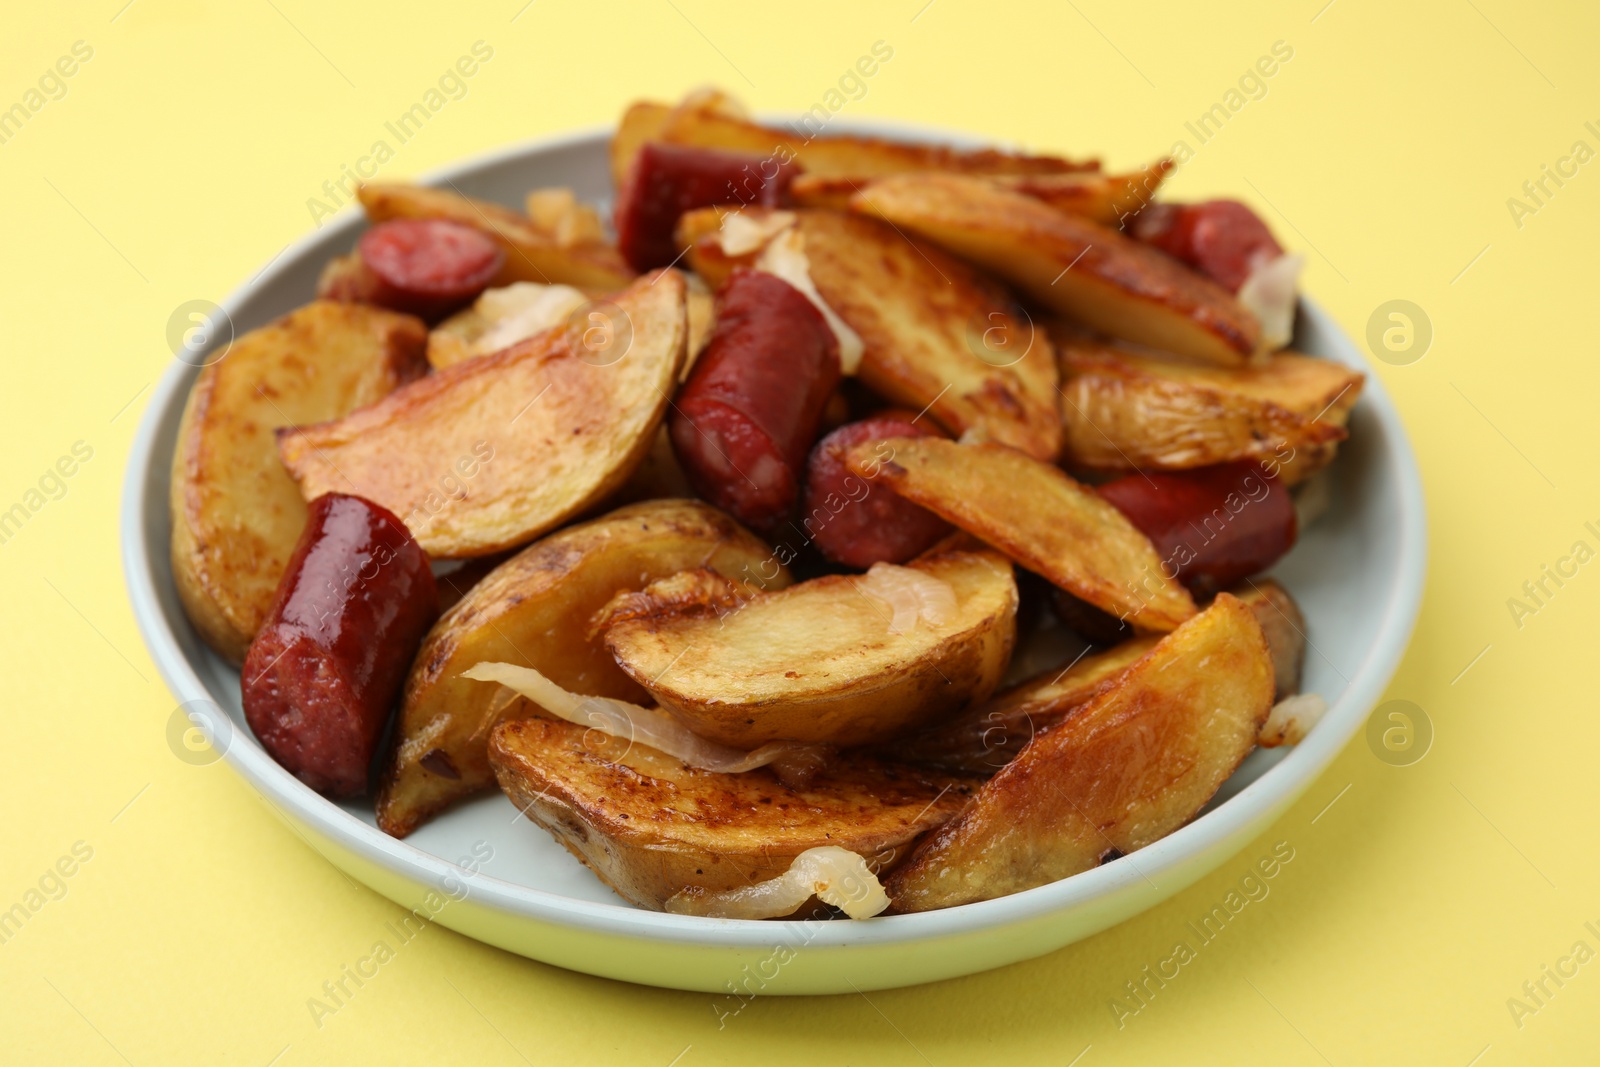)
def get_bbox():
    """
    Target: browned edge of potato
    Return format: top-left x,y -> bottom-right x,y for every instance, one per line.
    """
277,271 -> 688,559
677,205 -> 1062,459
847,173 -> 1262,366
599,548 -> 1019,748
1230,578 -> 1306,701
887,593 -> 1274,911
357,182 -> 634,291
376,499 -> 789,838
488,715 -> 977,912
845,437 -> 1197,632
170,301 -> 428,662
1055,330 -> 1364,483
